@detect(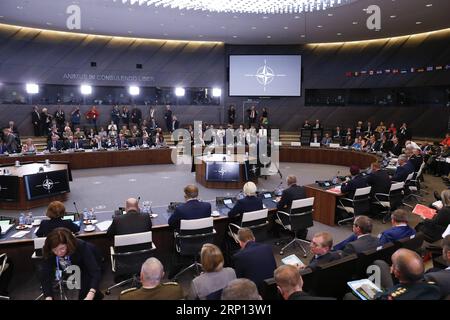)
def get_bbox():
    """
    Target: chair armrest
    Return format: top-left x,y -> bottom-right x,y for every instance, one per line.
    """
277,211 -> 290,217
110,246 -> 116,272
375,193 -> 389,197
